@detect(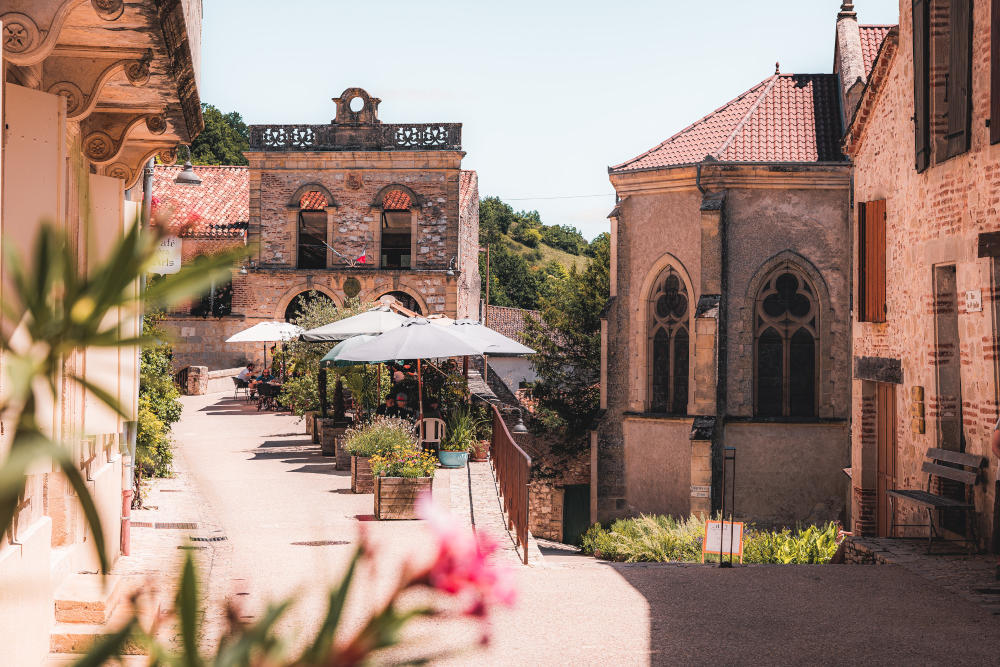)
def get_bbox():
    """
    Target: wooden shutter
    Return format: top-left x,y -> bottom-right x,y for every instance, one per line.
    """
913,0 -> 931,171
859,200 -> 887,323
944,0 -> 973,158
992,0 -> 1000,144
